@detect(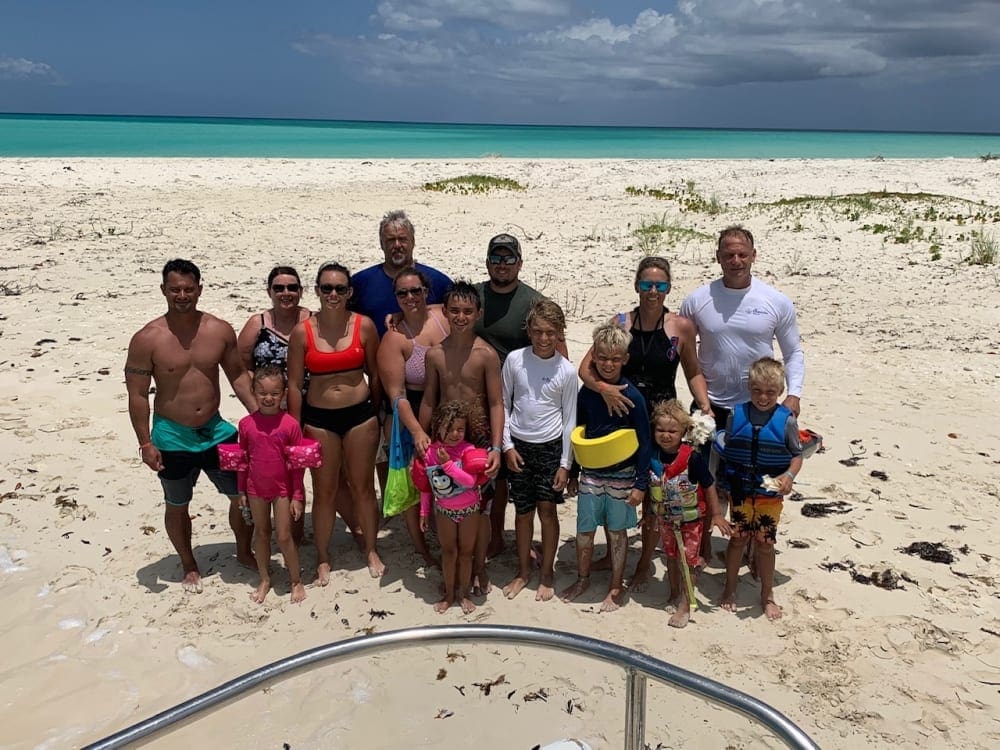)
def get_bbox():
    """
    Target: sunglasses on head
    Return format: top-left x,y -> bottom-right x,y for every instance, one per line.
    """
638,280 -> 671,293
395,286 -> 426,299
318,283 -> 350,295
488,253 -> 518,265
270,283 -> 301,293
